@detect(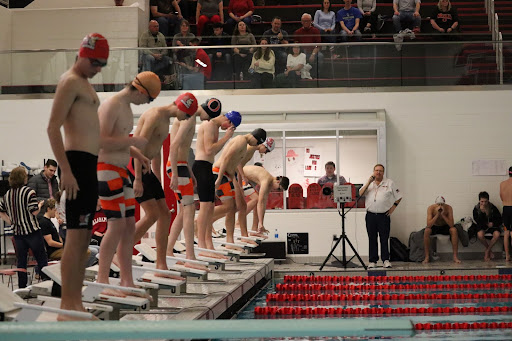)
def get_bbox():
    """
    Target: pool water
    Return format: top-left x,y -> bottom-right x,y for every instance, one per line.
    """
226,276 -> 512,340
